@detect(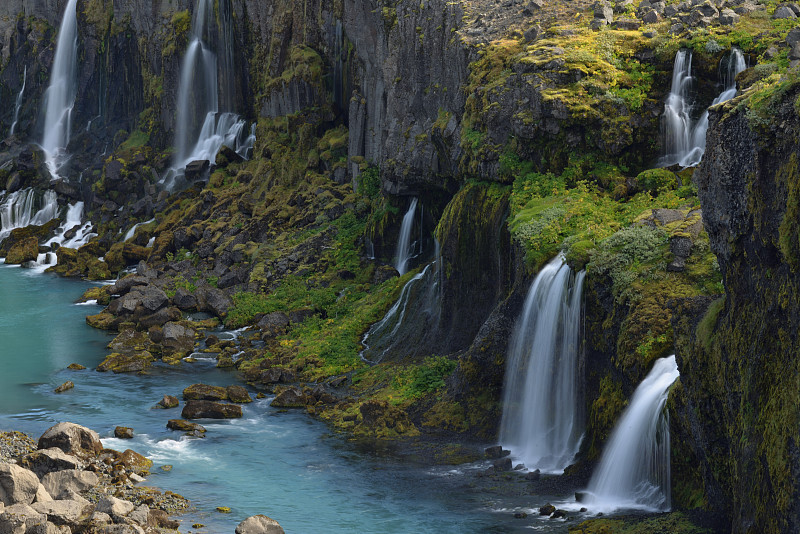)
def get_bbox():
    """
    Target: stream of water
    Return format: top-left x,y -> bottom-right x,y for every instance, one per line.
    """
0,264 -> 579,533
